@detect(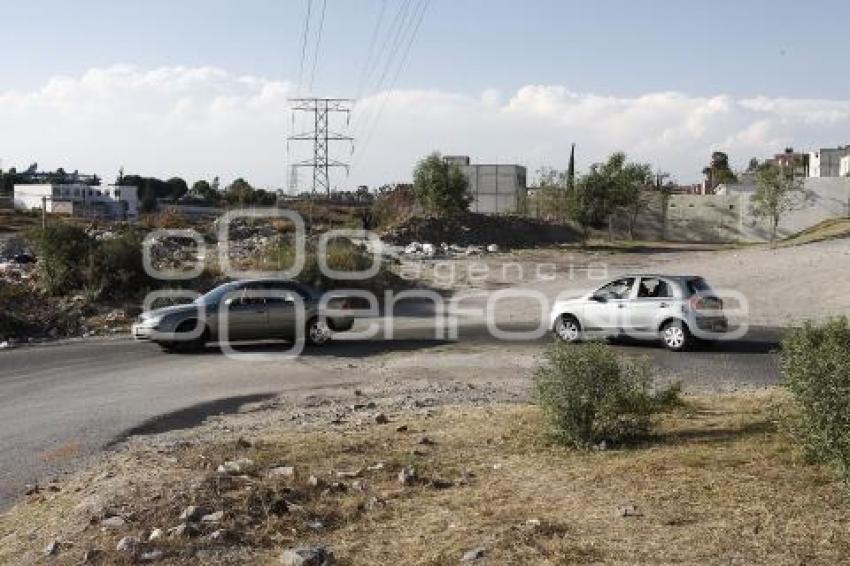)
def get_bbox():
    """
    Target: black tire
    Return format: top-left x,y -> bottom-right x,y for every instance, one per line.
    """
173,321 -> 209,354
305,317 -> 333,347
553,315 -> 582,343
660,320 -> 691,352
